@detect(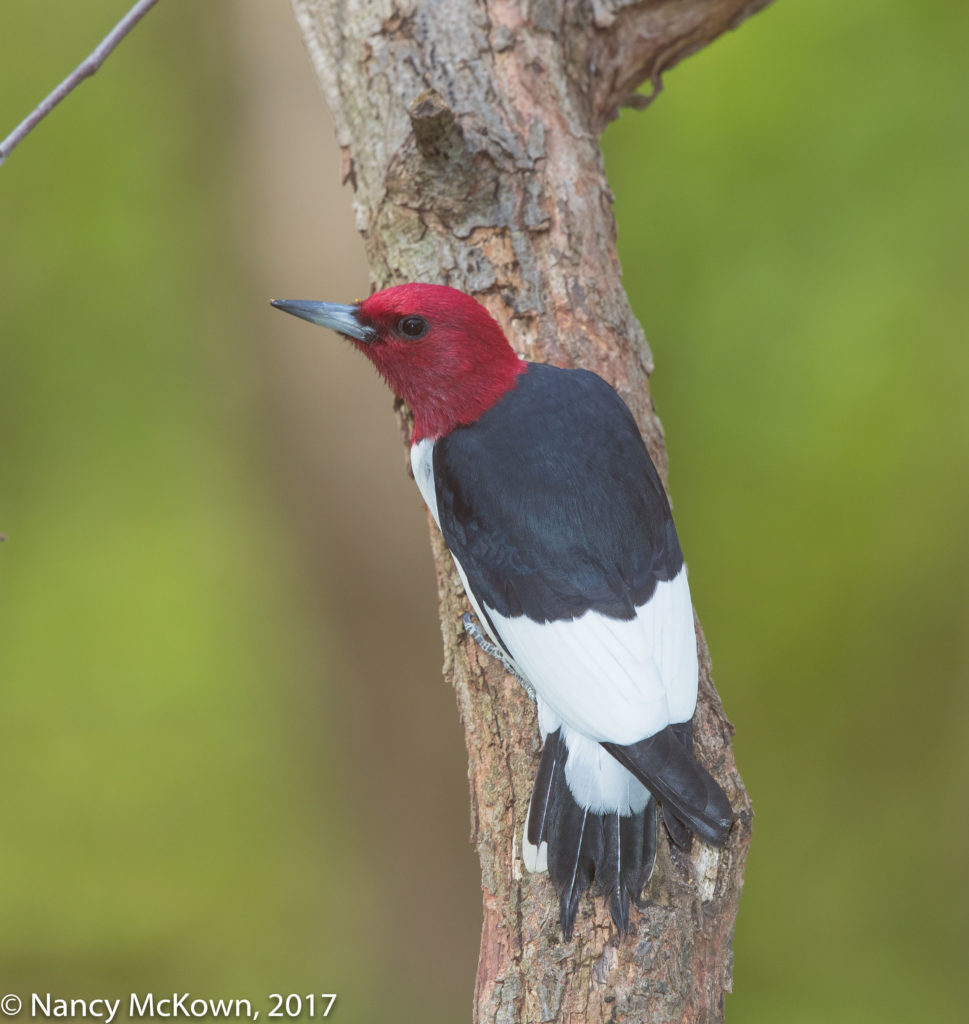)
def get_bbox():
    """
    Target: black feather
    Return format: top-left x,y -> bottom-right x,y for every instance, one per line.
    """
531,730 -> 659,938
599,801 -> 657,934
659,720 -> 696,847
662,805 -> 693,850
603,724 -> 733,848
433,363 -> 684,624
546,785 -> 599,940
526,729 -> 563,847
